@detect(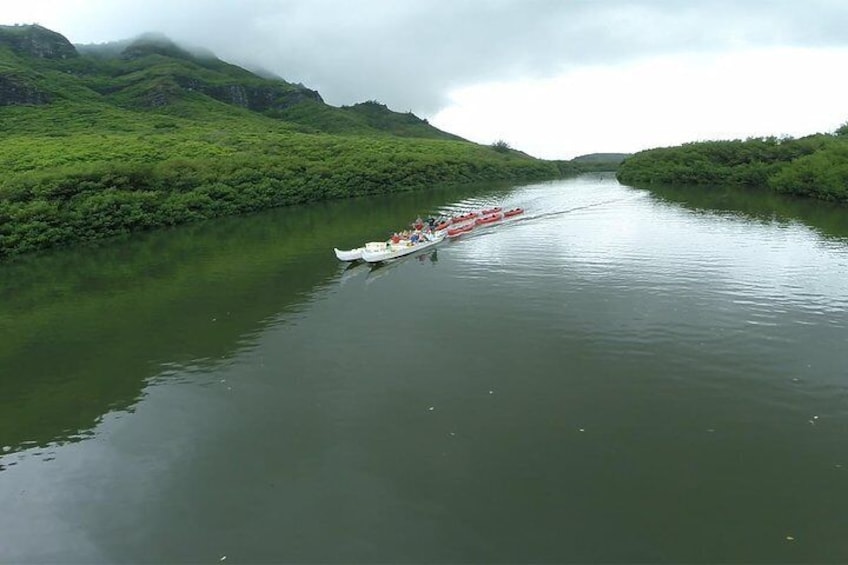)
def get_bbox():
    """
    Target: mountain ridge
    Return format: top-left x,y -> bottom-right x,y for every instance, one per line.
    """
0,24 -> 462,140
0,23 -> 77,59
